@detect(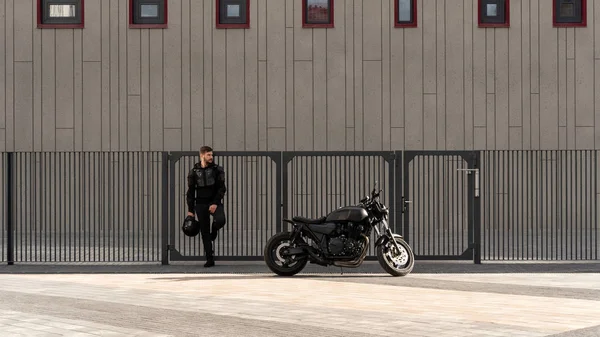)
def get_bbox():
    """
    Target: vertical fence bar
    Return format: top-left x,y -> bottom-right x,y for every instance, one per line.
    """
161,151 -> 169,265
